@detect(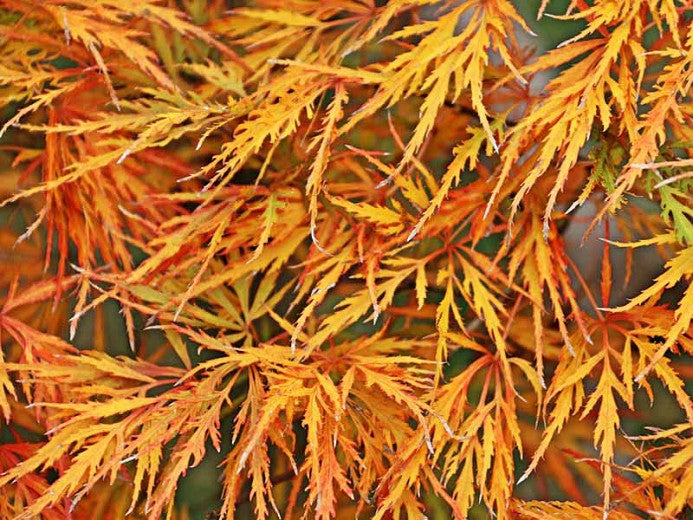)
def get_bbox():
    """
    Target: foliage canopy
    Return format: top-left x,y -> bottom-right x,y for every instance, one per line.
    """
1,1 -> 693,519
